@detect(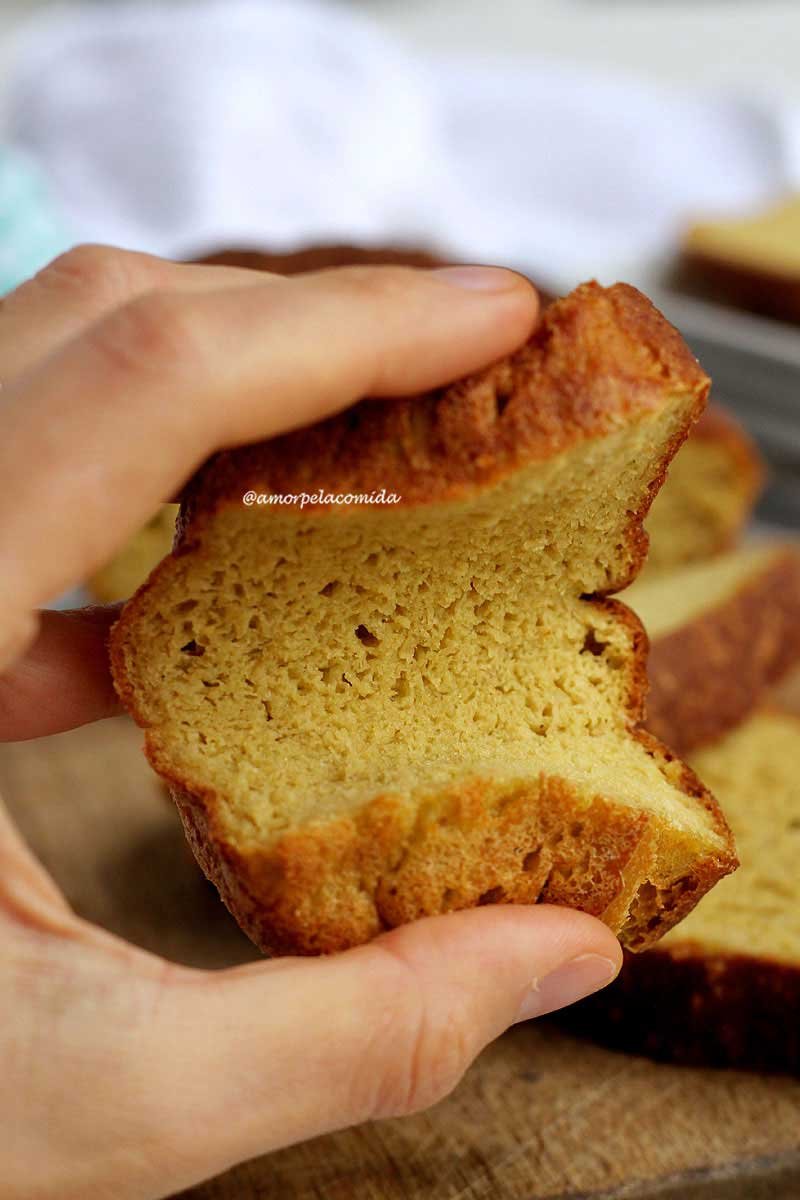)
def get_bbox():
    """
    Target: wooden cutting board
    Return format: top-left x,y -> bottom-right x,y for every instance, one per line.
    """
2,716 -> 799,1199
